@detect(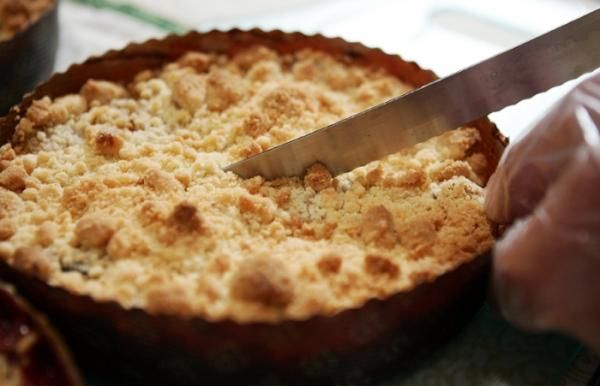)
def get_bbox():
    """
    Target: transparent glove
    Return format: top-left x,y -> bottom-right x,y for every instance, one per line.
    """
485,72 -> 600,353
